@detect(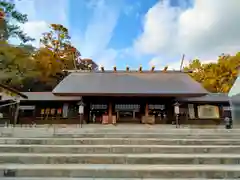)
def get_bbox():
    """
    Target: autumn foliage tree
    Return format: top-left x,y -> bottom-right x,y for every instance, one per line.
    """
33,48 -> 65,84
29,24 -> 82,89
0,2 -> 98,92
40,24 -> 80,70
0,19 -> 99,91
0,2 -> 84,91
184,53 -> 240,93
